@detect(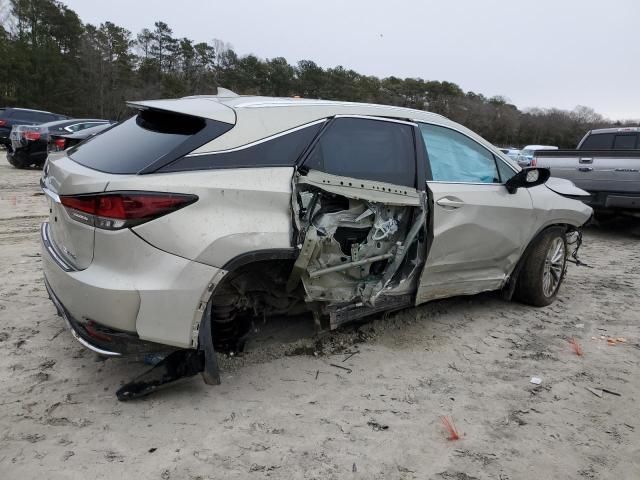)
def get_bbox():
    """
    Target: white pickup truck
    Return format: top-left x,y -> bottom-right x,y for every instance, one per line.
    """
533,127 -> 640,216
